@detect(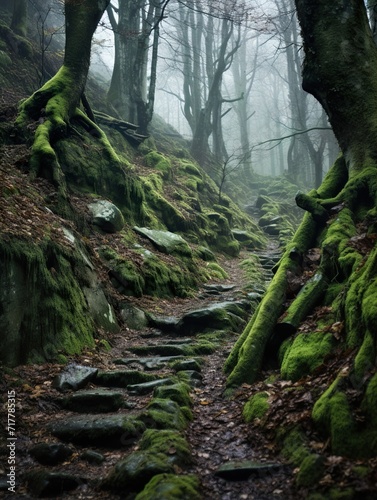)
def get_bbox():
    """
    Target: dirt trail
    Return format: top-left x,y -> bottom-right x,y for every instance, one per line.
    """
1,245 -> 301,499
